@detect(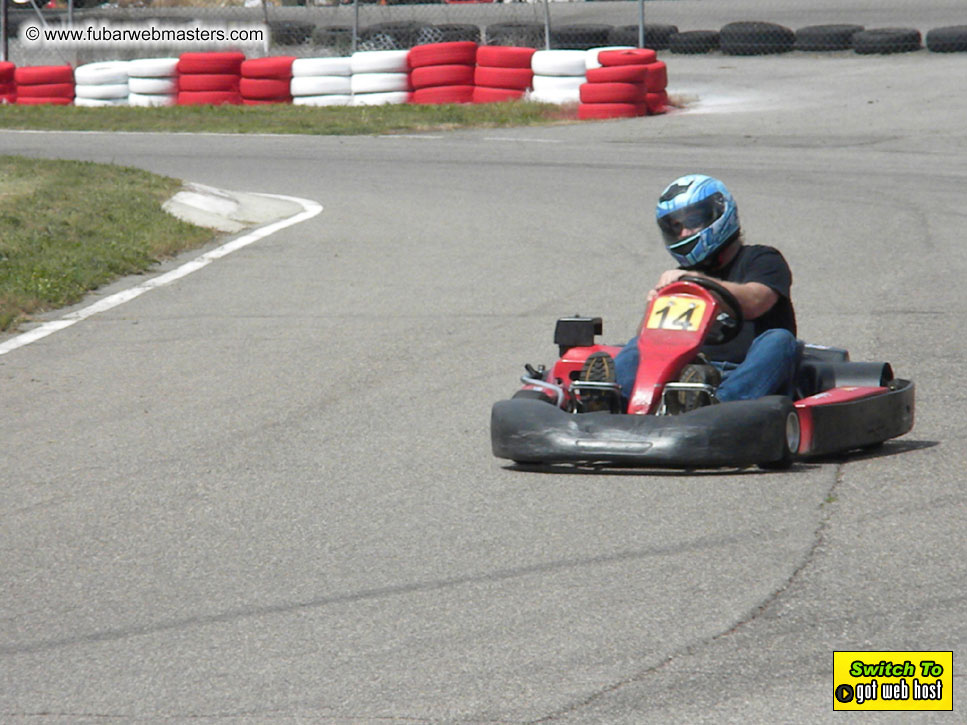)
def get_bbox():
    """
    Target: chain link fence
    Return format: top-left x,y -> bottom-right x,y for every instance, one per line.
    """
4,0 -> 967,67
